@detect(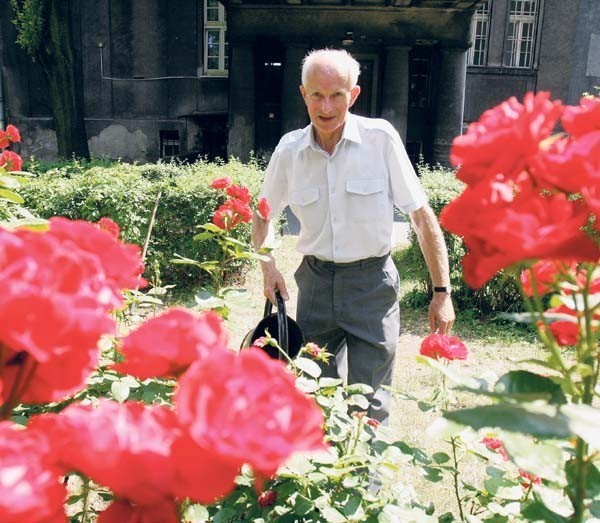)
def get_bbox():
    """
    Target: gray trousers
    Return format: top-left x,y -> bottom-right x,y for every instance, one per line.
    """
294,254 -> 400,423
